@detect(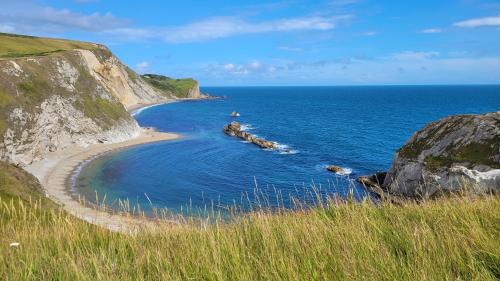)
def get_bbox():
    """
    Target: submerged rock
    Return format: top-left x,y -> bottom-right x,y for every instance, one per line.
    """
359,111 -> 500,199
223,121 -> 276,150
